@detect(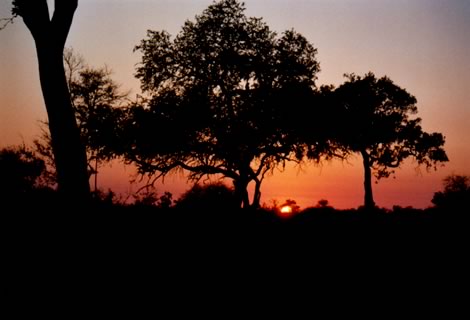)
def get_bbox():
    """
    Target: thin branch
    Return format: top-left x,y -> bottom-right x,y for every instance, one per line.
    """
0,17 -> 15,31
